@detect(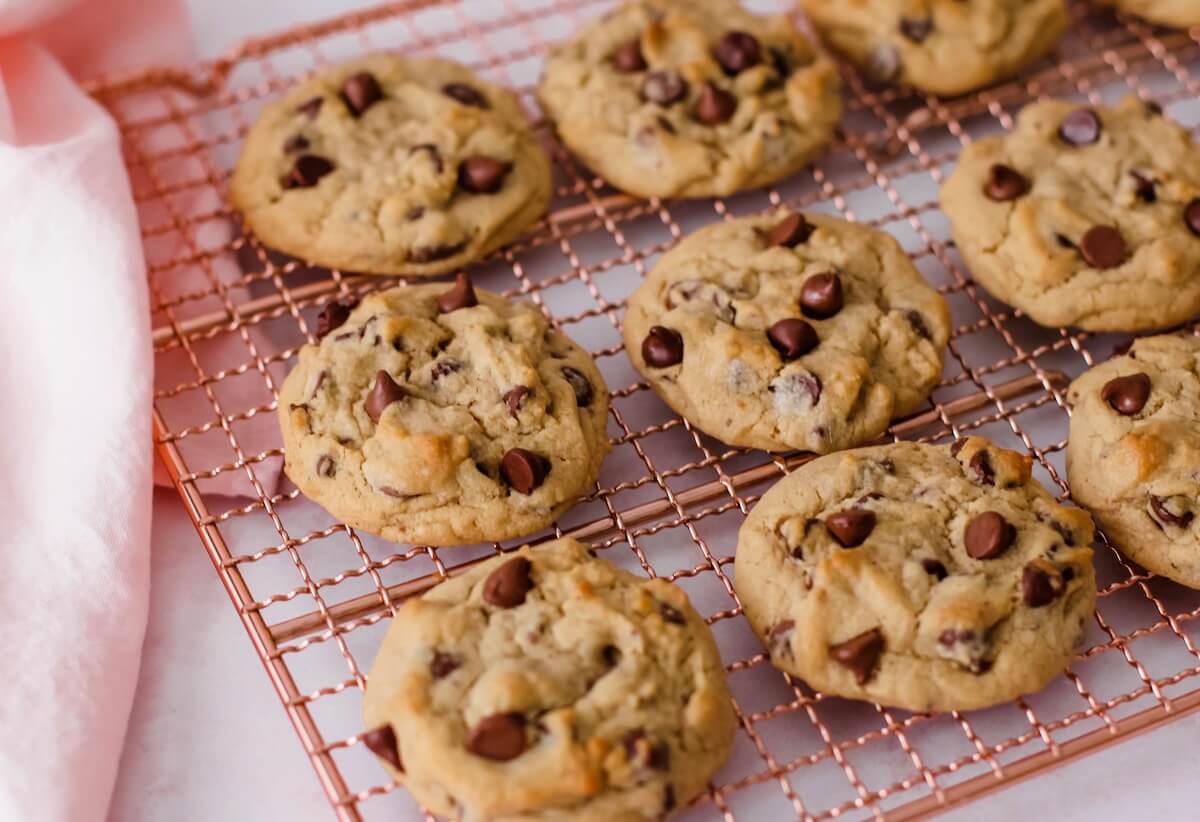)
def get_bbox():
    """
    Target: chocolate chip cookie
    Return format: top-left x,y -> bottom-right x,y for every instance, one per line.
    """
801,0 -> 1068,96
623,211 -> 950,454
1096,0 -> 1200,28
941,96 -> 1200,332
537,0 -> 842,199
278,276 -> 609,546
361,537 -> 737,820
231,55 -> 552,276
736,438 -> 1096,712
1067,334 -> 1200,588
